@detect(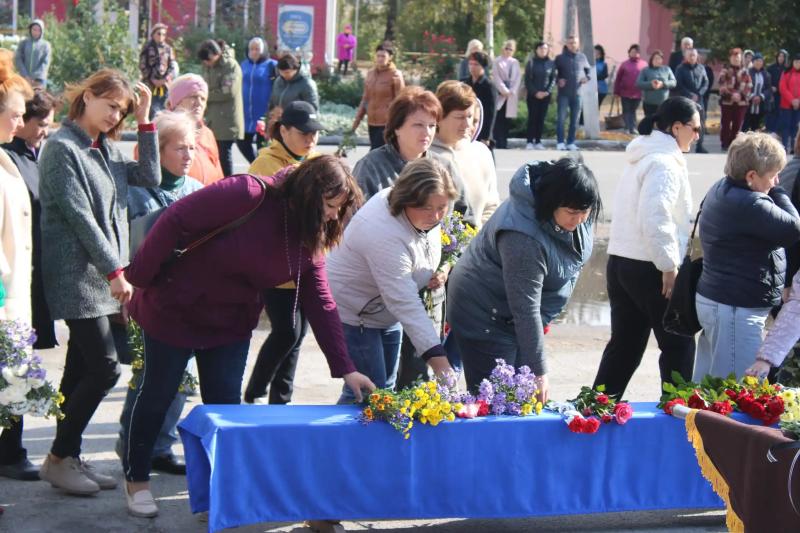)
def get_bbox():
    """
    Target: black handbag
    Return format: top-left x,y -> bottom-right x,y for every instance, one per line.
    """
663,202 -> 704,337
